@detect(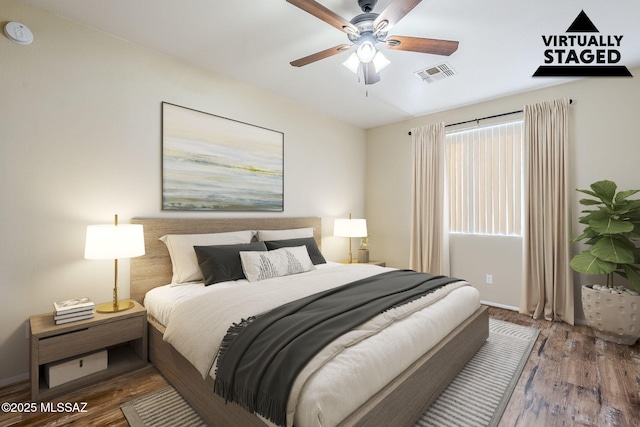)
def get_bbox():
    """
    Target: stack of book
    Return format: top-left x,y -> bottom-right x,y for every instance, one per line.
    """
53,297 -> 95,325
